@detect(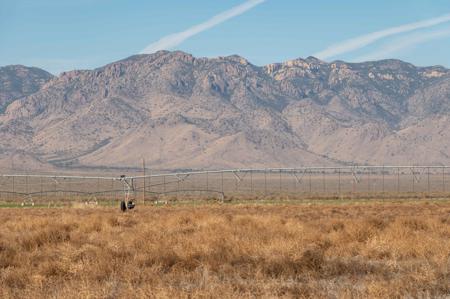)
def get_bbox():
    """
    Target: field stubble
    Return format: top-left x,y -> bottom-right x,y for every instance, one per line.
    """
0,201 -> 449,298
